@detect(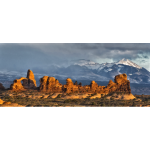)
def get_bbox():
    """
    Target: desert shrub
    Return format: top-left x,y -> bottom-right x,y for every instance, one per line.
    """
16,95 -> 23,99
101,102 -> 105,106
7,98 -> 12,102
64,99 -> 71,103
43,104 -> 51,107
3,96 -> 10,100
91,102 -> 96,105
132,102 -> 136,106
142,94 -> 145,98
26,104 -> 32,107
103,97 -> 107,100
57,94 -> 62,98
34,105 -> 41,107
72,99 -> 78,103
84,97 -> 90,100
144,98 -> 150,102
116,92 -> 120,95
110,97 -> 114,100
